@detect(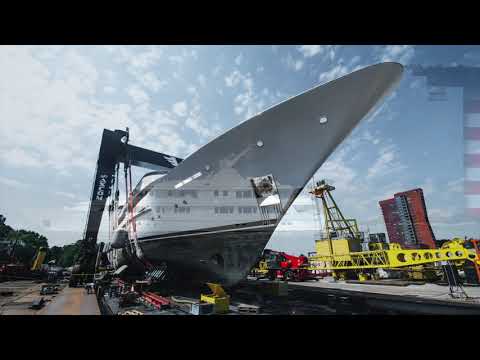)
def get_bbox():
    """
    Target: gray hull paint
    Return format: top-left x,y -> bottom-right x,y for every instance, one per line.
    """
113,63 -> 404,286
139,226 -> 274,286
